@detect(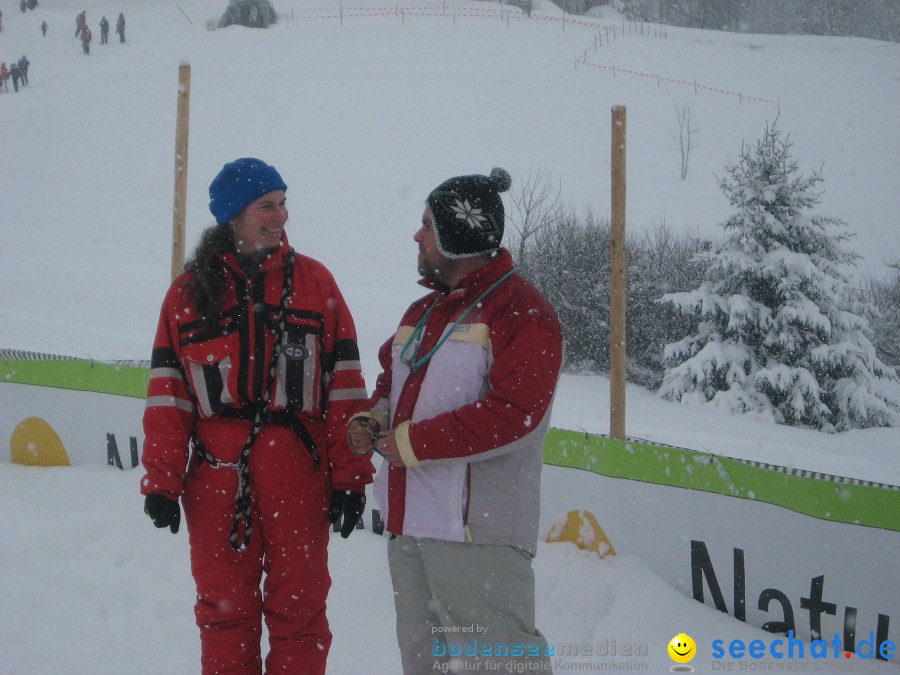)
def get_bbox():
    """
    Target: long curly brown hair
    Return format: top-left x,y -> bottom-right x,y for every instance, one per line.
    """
183,224 -> 234,329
